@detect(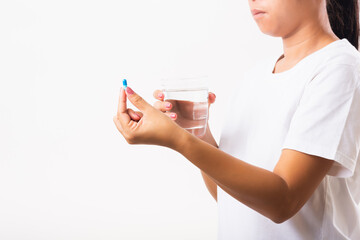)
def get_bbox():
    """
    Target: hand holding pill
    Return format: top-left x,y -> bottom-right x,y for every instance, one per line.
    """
113,80 -> 189,150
